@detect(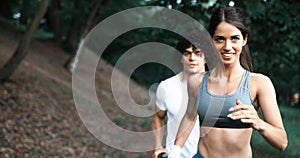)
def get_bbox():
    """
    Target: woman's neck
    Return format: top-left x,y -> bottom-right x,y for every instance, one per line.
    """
211,63 -> 244,79
223,64 -> 244,78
